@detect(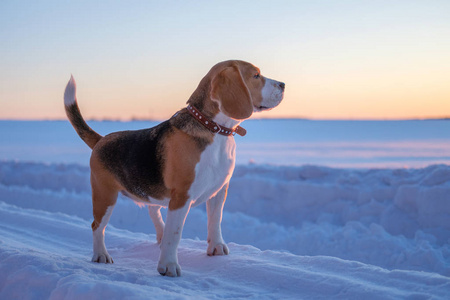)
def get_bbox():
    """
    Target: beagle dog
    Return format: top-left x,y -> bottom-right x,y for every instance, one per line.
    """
64,60 -> 285,277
